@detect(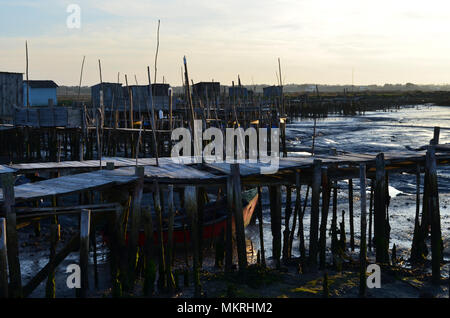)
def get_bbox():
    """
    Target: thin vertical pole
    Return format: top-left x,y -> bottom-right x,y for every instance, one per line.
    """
359,164 -> 367,297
